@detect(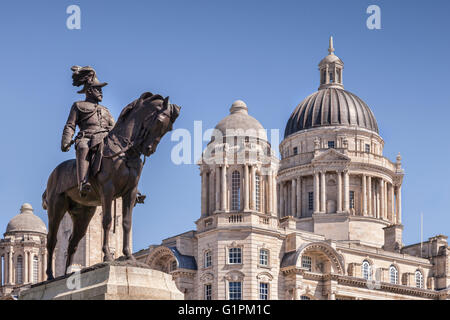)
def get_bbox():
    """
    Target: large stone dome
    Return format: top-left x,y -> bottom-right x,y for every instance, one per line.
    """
214,100 -> 267,140
284,88 -> 379,138
5,203 -> 47,235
